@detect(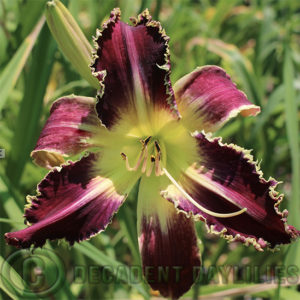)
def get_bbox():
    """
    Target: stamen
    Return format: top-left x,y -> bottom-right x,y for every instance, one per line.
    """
120,153 -> 134,171
162,168 -> 247,218
154,141 -> 161,160
141,136 -> 151,173
133,149 -> 145,171
143,136 -> 152,145
154,141 -> 160,151
155,156 -> 161,176
121,137 -> 165,176
121,136 -> 151,172
154,141 -> 162,176
146,155 -> 156,177
141,144 -> 148,173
